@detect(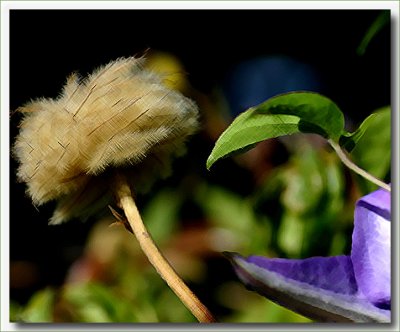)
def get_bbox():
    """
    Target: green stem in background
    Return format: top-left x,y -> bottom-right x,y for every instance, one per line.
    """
114,173 -> 217,323
328,140 -> 391,192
